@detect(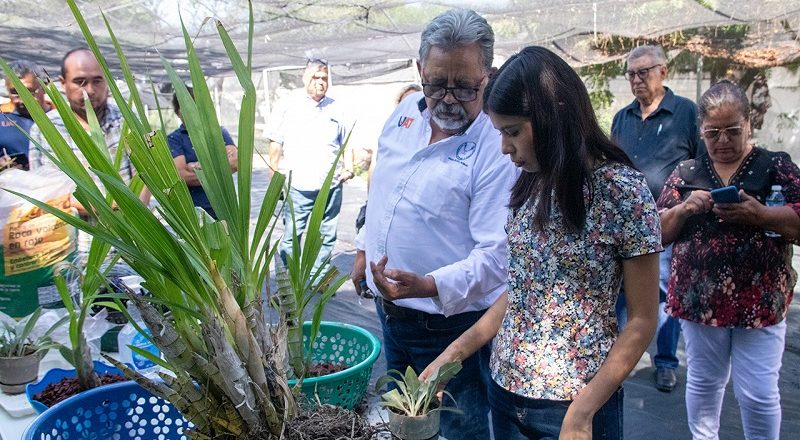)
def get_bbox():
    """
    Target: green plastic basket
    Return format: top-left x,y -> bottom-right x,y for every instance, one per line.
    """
288,321 -> 381,409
